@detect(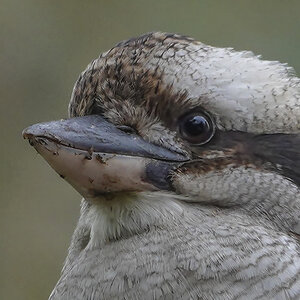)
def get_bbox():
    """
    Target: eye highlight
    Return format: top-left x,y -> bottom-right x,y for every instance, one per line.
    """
178,111 -> 215,145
